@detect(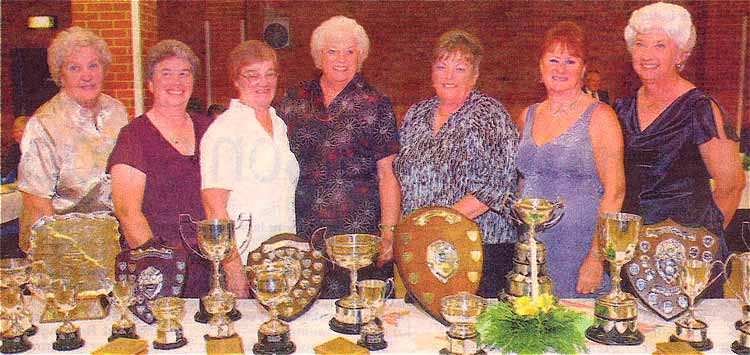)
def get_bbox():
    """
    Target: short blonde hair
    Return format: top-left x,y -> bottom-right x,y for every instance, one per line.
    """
310,16 -> 370,71
144,40 -> 201,82
228,40 -> 278,79
624,2 -> 696,54
433,30 -> 484,73
47,27 -> 112,86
